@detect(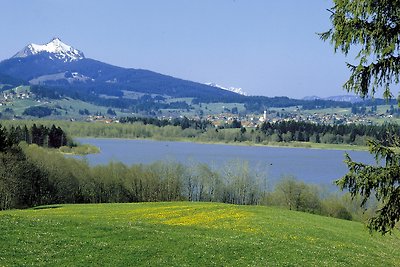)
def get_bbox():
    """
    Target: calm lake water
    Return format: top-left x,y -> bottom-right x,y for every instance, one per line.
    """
75,138 -> 376,188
